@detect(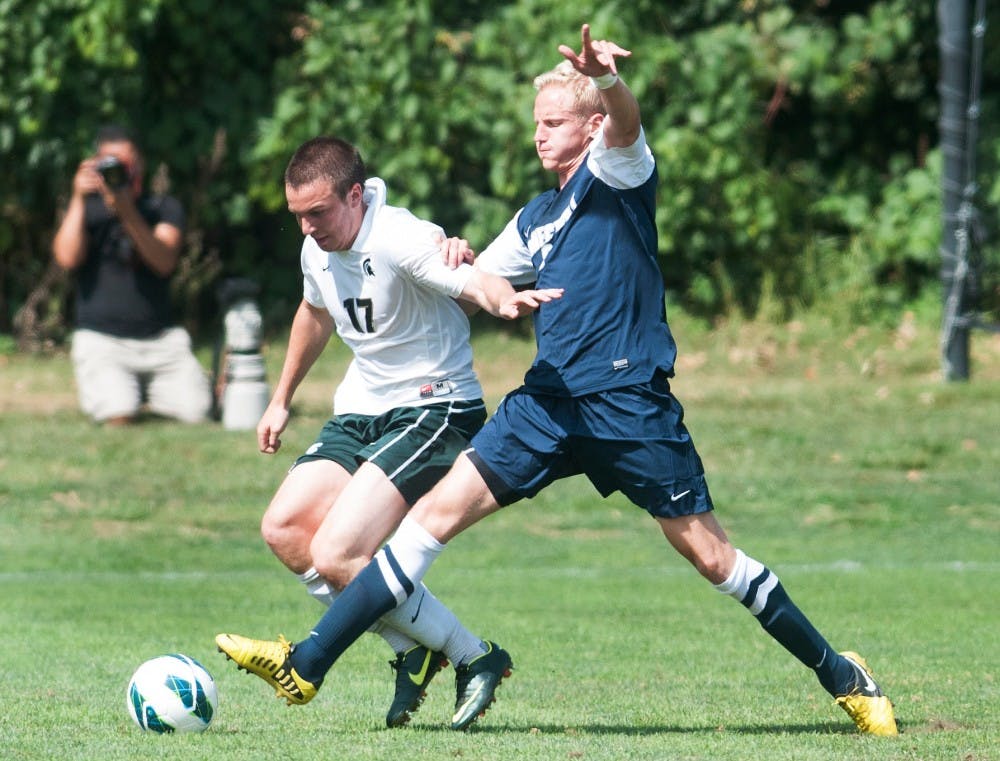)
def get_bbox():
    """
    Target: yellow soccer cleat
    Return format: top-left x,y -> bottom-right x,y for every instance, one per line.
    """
835,651 -> 898,736
216,632 -> 319,705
